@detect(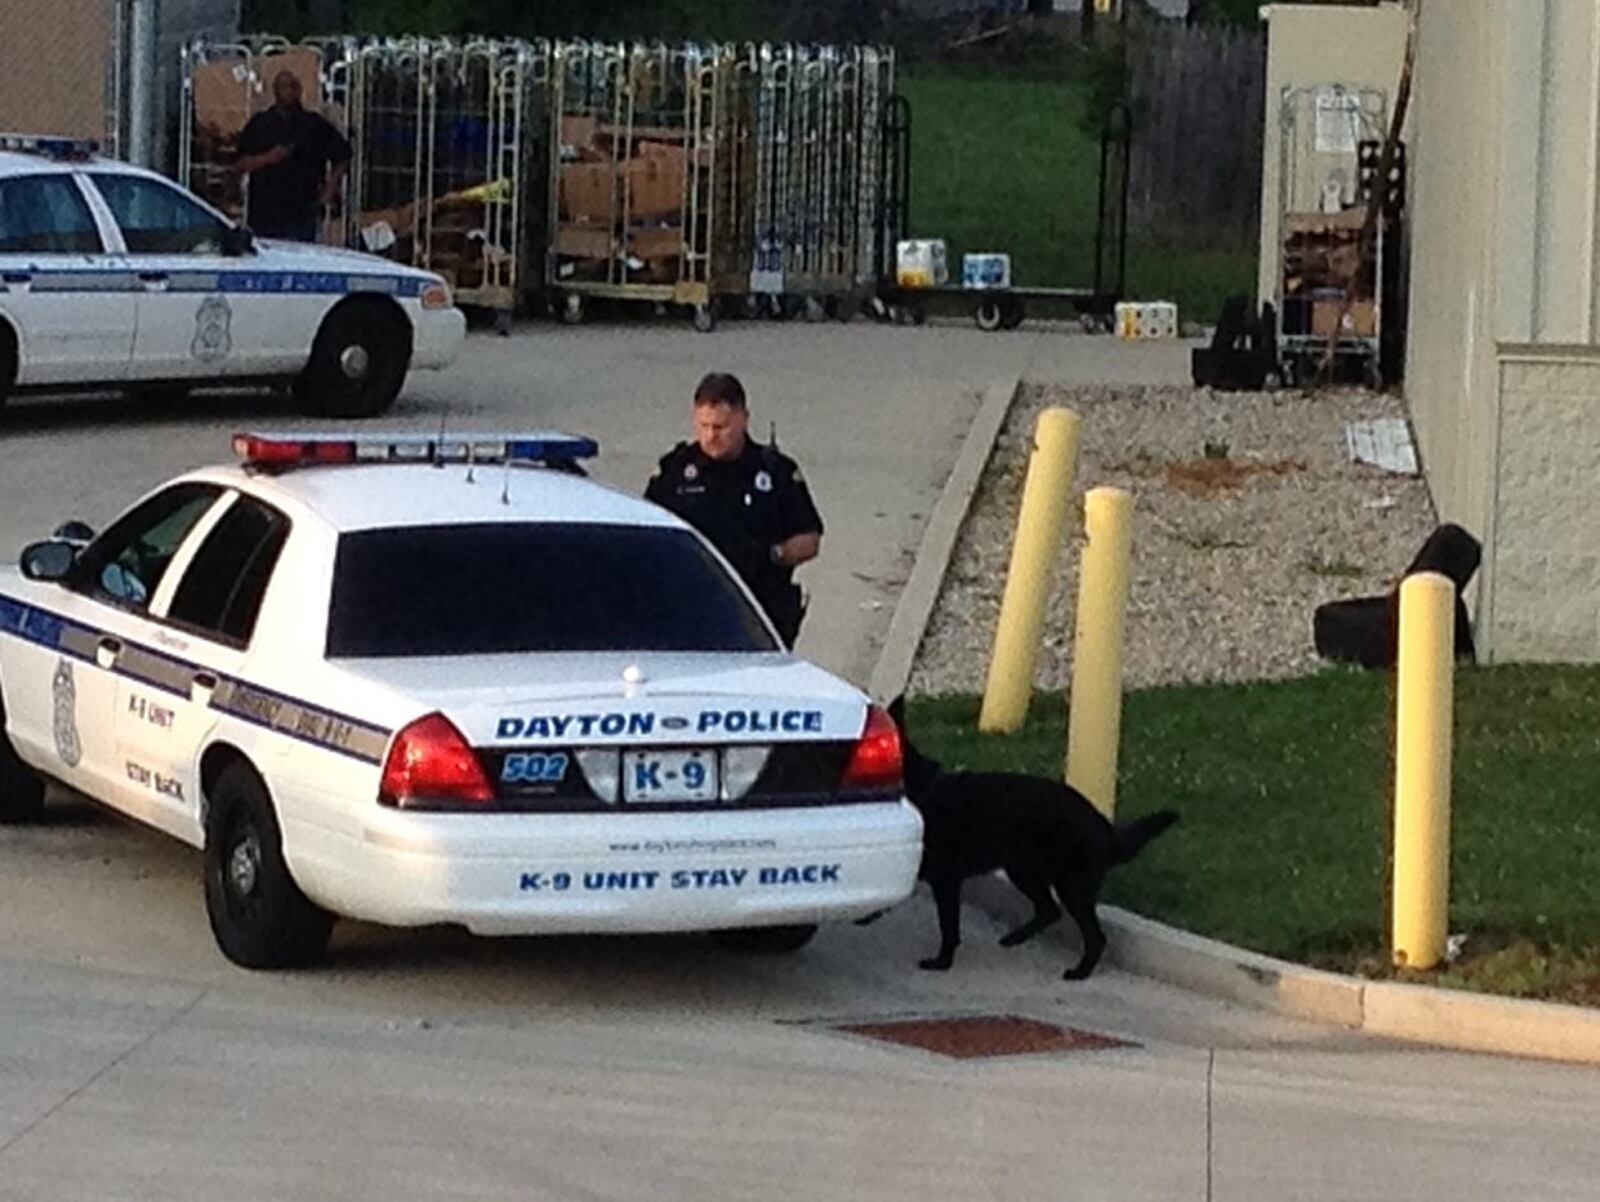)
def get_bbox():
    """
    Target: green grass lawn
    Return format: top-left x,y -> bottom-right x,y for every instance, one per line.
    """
907,664 -> 1600,1004
898,70 -> 1256,323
